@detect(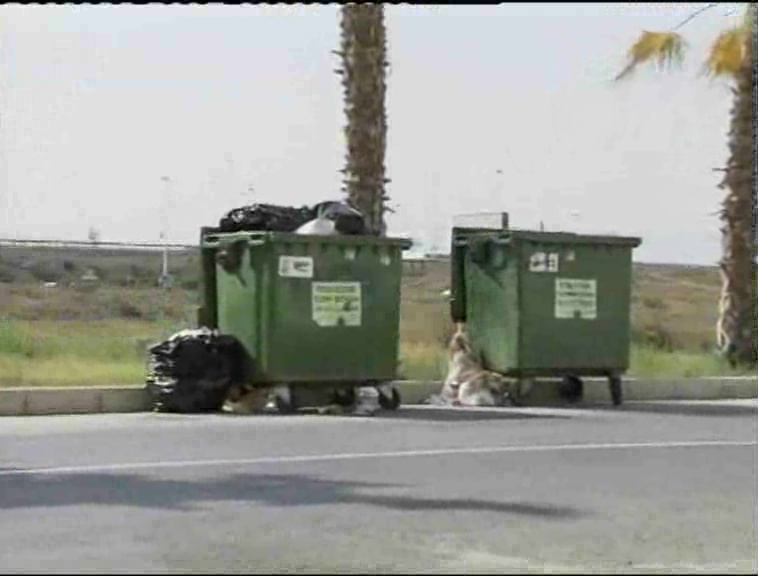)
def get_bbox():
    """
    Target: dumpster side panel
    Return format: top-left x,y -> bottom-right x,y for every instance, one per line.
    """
197,228 -> 219,329
216,247 -> 262,378
464,241 -> 519,372
212,233 -> 406,385
516,239 -> 635,374
451,225 -> 513,324
264,240 -> 403,382
450,228 -> 469,323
